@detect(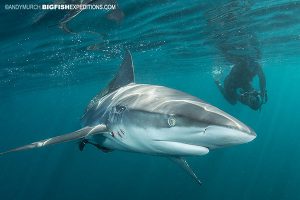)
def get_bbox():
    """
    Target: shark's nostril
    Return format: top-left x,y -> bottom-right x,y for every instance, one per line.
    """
242,126 -> 256,137
239,127 -> 256,138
